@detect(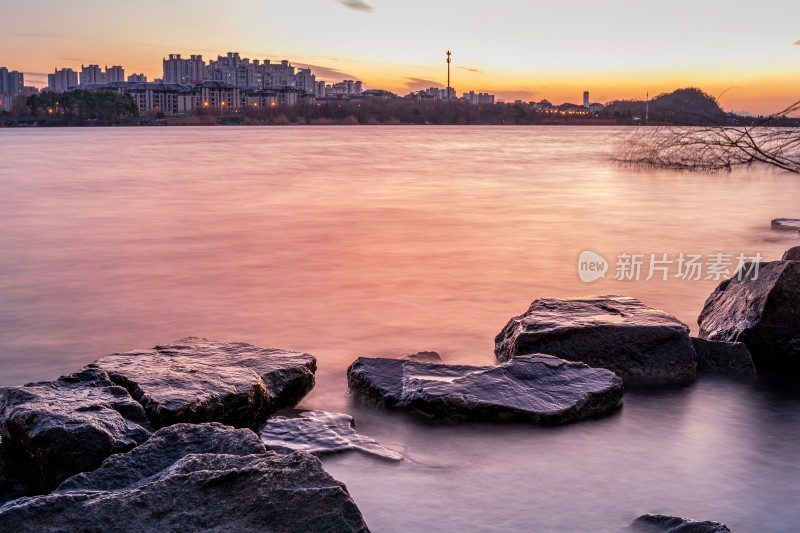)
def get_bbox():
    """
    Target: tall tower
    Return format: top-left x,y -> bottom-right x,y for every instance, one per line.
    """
446,50 -> 451,102
583,91 -> 590,108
